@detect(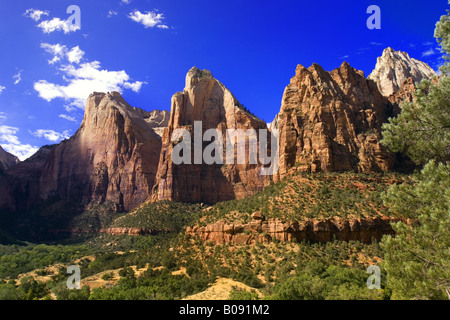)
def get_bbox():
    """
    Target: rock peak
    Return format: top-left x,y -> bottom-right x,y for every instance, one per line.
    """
368,47 -> 436,96
0,145 -> 20,170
